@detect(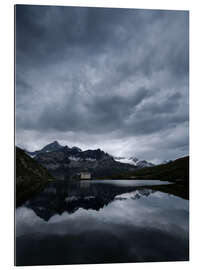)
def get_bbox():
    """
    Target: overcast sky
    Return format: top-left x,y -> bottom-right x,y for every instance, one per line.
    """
15,5 -> 189,164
